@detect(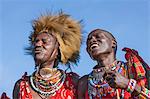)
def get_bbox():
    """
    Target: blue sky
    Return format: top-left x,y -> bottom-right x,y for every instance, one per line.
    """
0,0 -> 150,98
